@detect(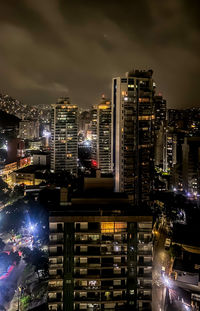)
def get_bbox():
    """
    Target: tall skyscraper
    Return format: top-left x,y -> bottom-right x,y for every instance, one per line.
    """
91,98 -> 112,174
50,98 -> 78,174
154,95 -> 167,169
112,70 -> 155,204
91,105 -> 97,162
154,95 -> 166,131
97,97 -> 112,174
